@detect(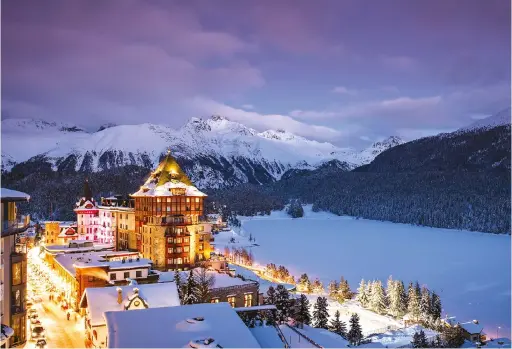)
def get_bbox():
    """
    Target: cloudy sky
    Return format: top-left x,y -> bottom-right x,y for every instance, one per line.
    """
2,0 -> 510,148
